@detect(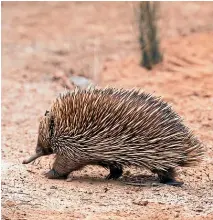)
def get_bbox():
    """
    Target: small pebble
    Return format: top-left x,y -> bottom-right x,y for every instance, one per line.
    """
133,200 -> 148,206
